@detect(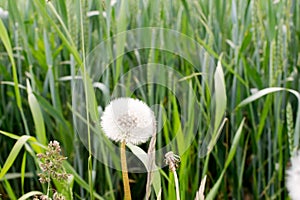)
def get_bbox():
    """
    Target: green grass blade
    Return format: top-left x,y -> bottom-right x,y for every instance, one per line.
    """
21,152 -> 26,195
63,161 -> 104,200
206,118 -> 245,200
32,0 -> 82,65
0,18 -> 21,109
0,130 -> 21,140
34,92 -> 73,153
236,87 -> 300,148
0,135 -> 33,179
2,178 -> 17,200
224,118 -> 246,168
205,61 -> 227,155
0,130 -> 43,154
213,59 -> 227,130
27,79 -> 47,146
236,87 -> 299,108
0,164 -> 17,200
34,94 -> 70,132
127,143 -> 162,198
114,0 -> 127,83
